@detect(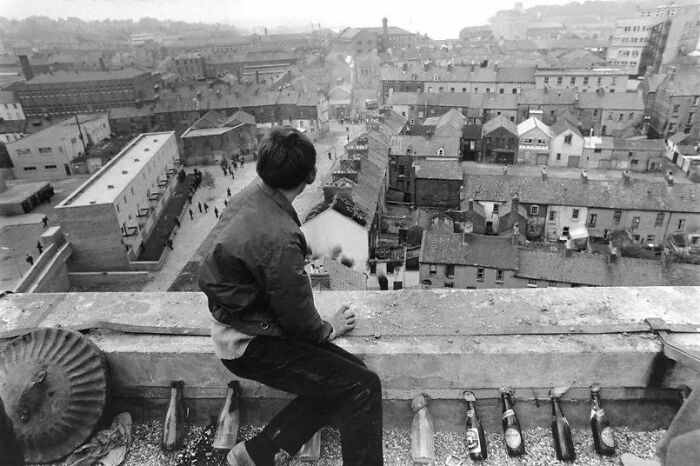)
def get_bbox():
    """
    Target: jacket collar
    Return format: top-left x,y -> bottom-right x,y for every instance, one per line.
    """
257,179 -> 301,226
